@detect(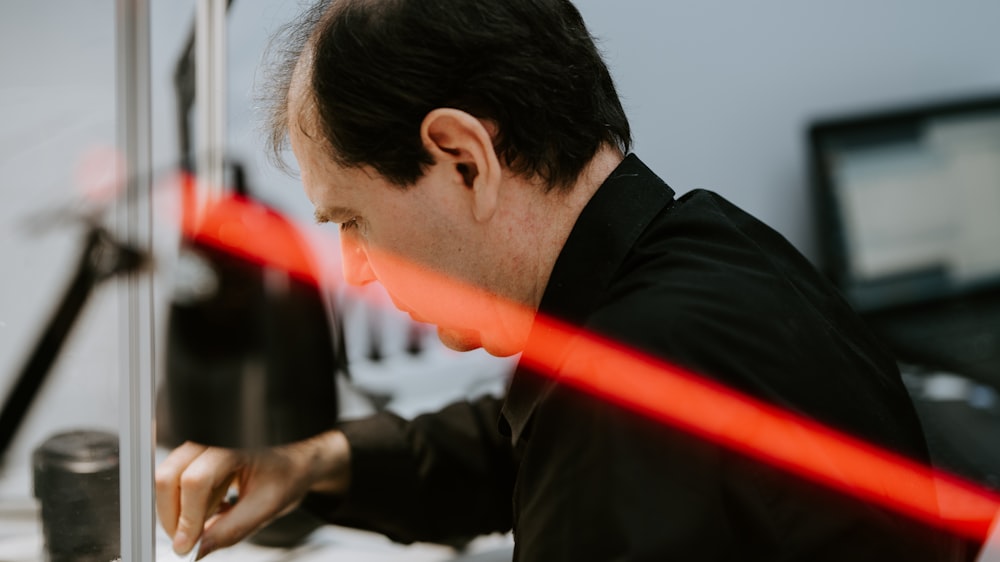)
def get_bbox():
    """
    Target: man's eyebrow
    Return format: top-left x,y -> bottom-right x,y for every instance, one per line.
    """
314,206 -> 355,224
